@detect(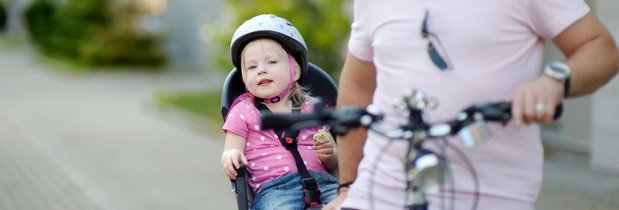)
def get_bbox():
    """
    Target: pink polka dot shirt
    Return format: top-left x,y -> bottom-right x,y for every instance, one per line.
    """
223,99 -> 330,195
